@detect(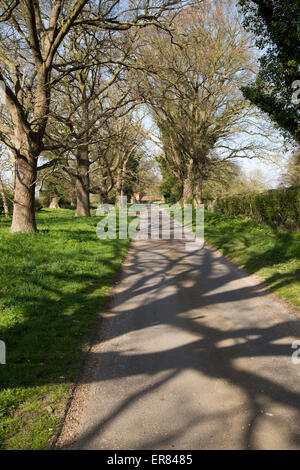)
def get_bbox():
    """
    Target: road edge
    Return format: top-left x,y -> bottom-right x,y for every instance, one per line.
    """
52,240 -> 136,450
